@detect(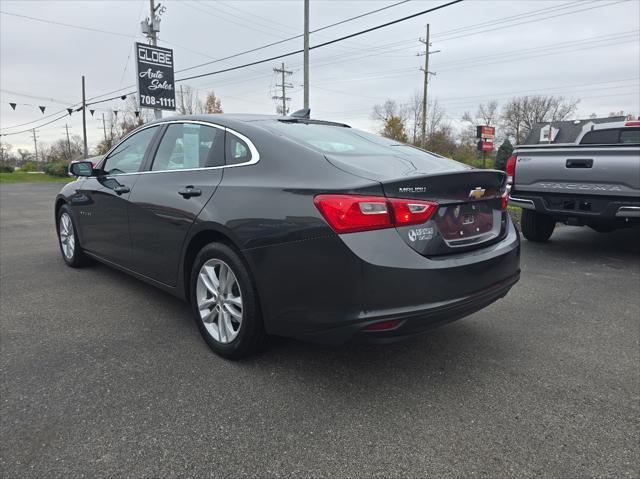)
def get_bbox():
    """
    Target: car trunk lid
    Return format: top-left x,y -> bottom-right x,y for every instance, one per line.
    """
325,153 -> 508,255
